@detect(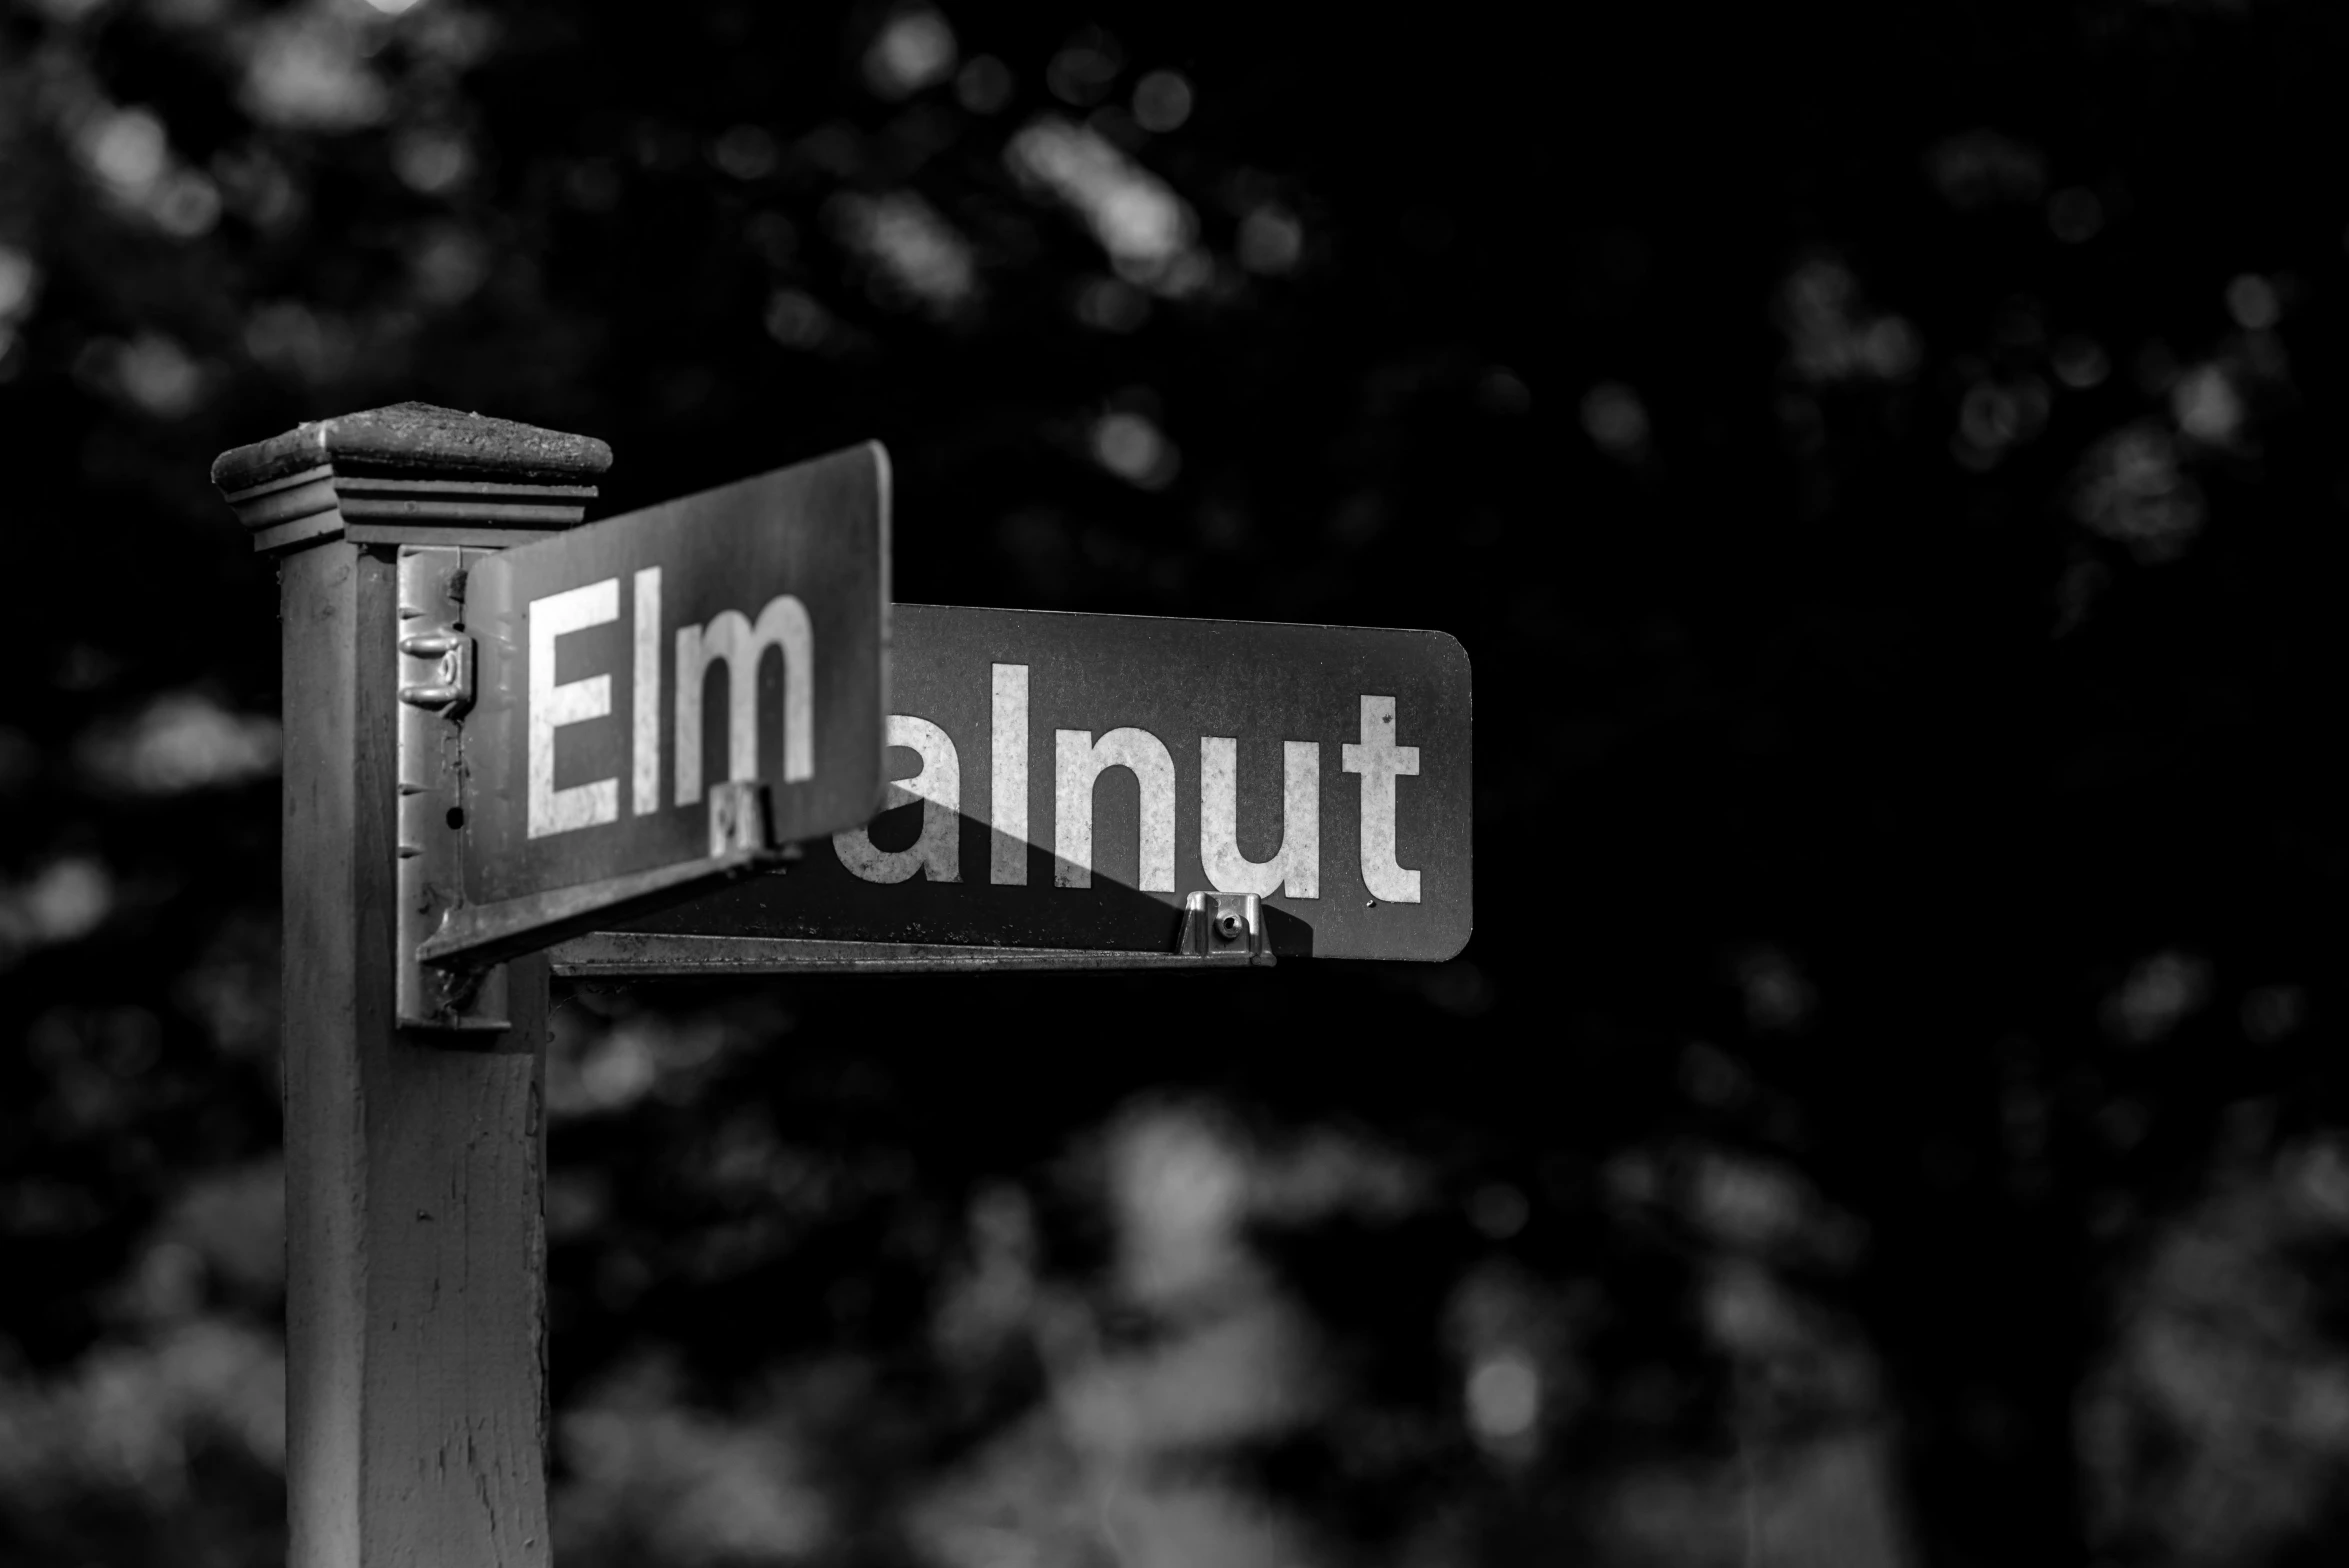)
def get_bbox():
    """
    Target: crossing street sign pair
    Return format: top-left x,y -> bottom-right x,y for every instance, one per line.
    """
415,443 -> 1473,998
211,400 -> 1474,1568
